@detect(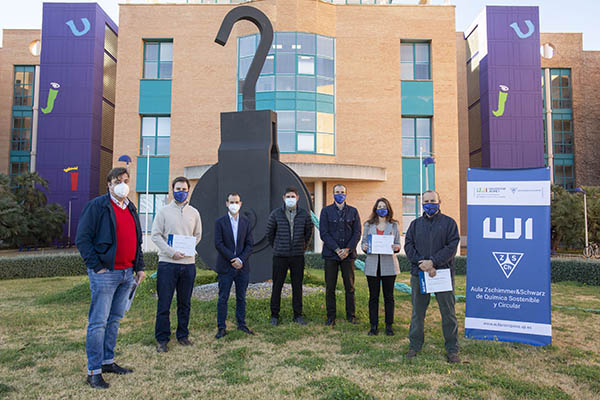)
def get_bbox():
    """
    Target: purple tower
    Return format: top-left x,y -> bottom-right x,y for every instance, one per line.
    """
466,6 -> 544,168
36,3 -> 117,240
